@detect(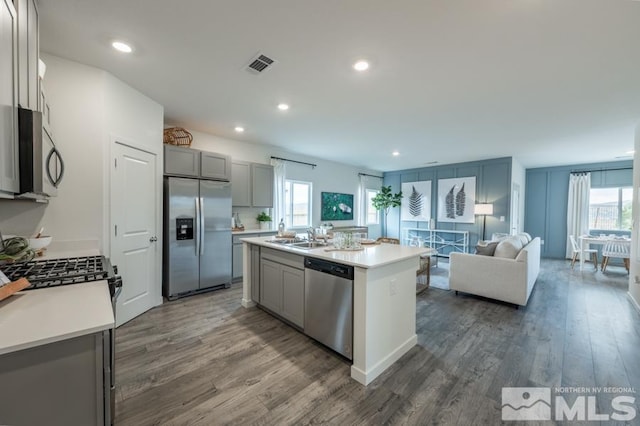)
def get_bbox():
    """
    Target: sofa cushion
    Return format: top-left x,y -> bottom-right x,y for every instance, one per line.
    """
516,234 -> 529,246
491,233 -> 510,242
494,236 -> 523,259
521,232 -> 532,243
476,241 -> 499,256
